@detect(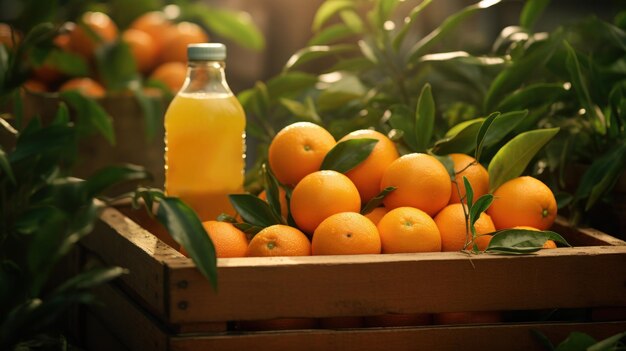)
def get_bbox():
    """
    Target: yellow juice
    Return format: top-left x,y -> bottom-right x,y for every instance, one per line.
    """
164,92 -> 246,221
